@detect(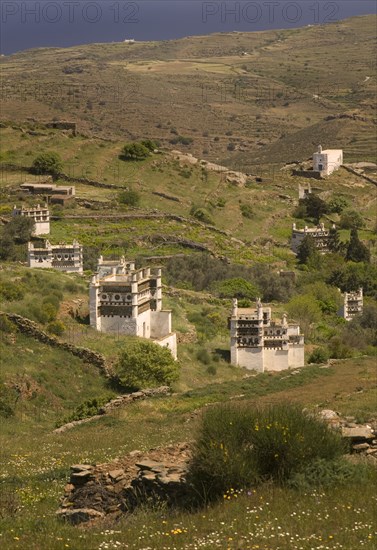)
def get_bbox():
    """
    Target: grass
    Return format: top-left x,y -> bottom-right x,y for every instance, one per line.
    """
0,348 -> 376,549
